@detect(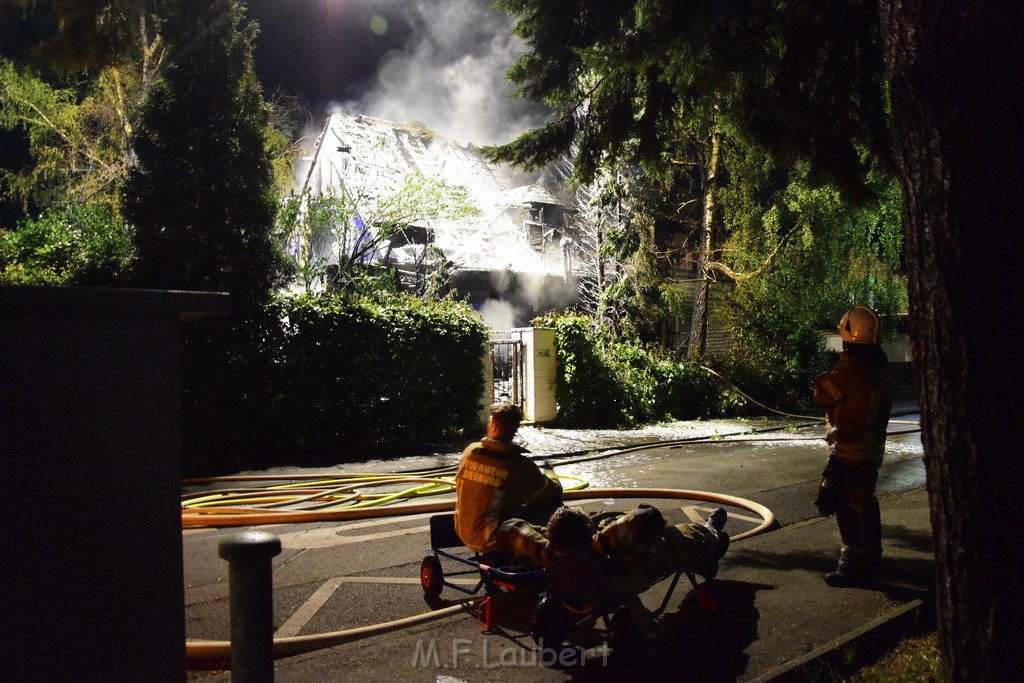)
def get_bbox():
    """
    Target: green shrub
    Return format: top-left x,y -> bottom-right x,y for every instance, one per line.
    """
537,312 -> 716,427
540,313 -> 630,427
606,341 -> 667,423
179,304 -> 289,475
0,205 -> 134,286
649,354 -> 717,420
180,291 -> 488,475
713,322 -> 829,416
607,339 -> 717,423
